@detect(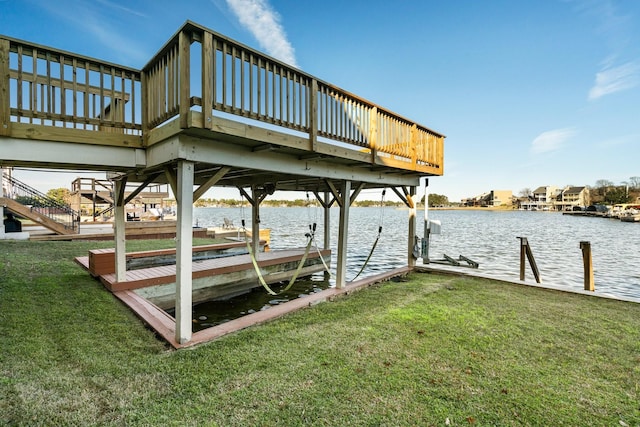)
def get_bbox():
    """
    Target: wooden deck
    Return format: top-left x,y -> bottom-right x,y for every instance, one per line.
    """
1,21 -> 444,192
2,21 -> 442,346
